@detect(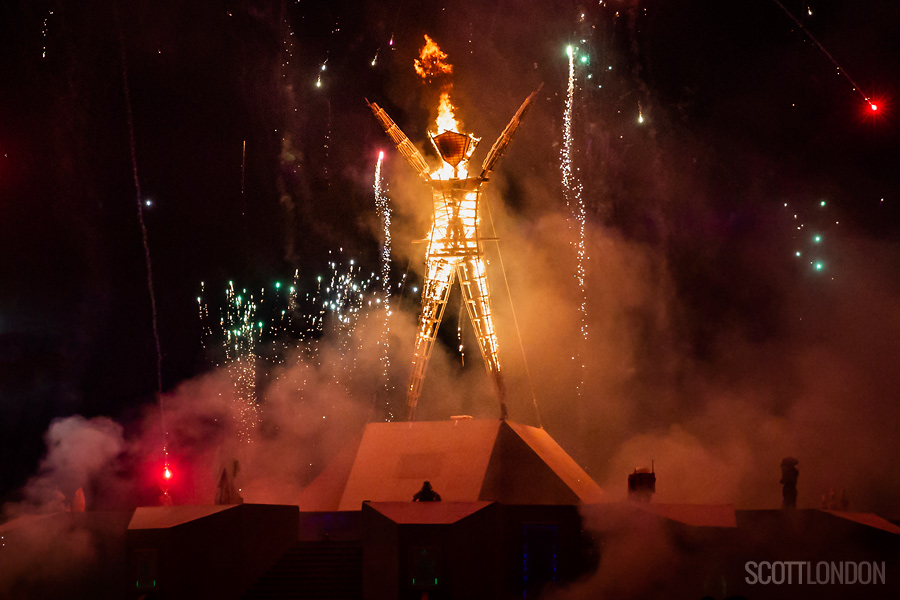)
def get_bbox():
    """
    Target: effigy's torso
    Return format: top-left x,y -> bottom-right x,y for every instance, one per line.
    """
427,177 -> 484,259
